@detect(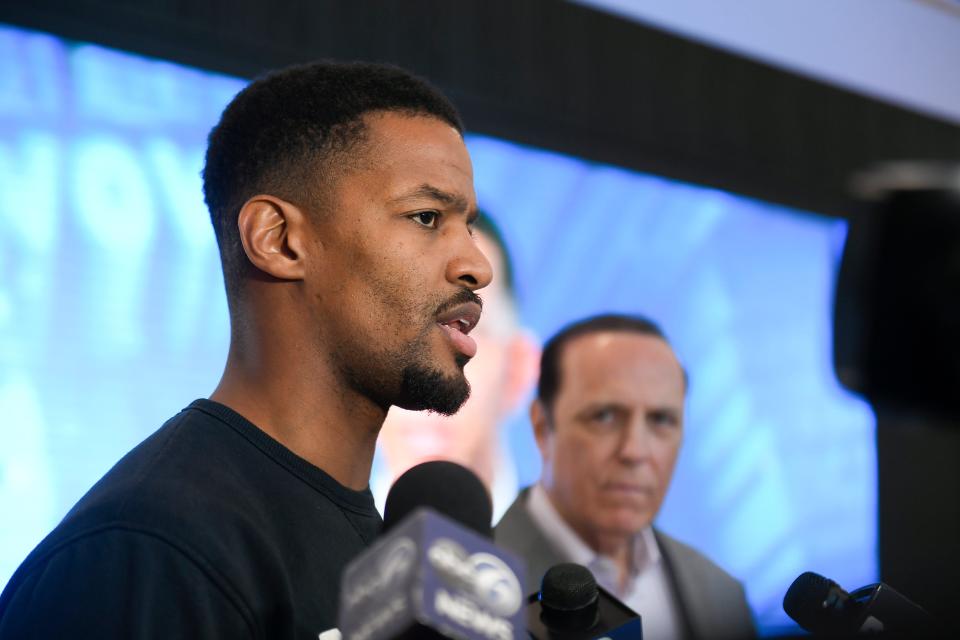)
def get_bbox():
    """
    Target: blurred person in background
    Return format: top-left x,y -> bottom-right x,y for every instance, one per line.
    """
496,313 -> 755,640
375,212 -> 539,520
